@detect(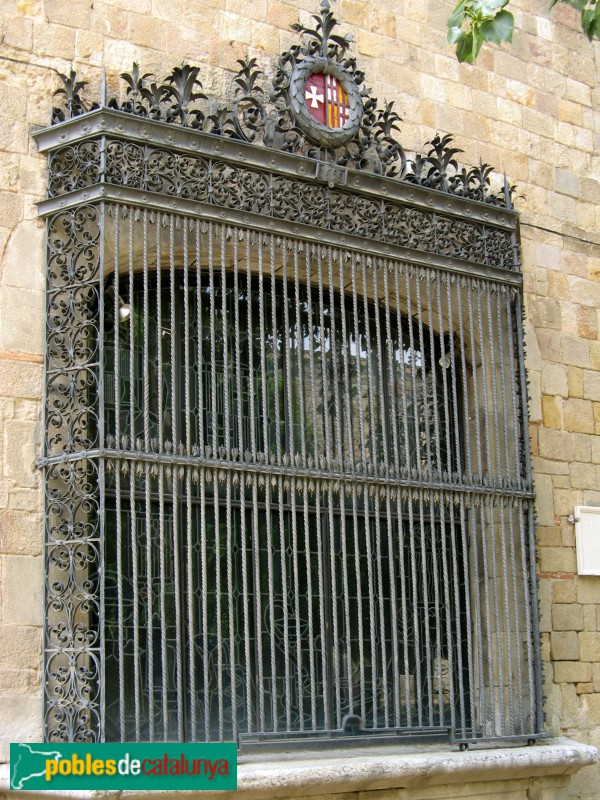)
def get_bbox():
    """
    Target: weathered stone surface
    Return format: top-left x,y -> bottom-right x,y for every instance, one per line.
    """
564,399 -> 595,434
541,364 -> 568,396
579,578 -> 600,604
0,694 -> 42,762
551,631 -> 580,660
0,555 -> 42,626
538,429 -> 573,461
554,660 -> 592,684
0,358 -> 42,400
535,473 -> 555,526
0,285 -> 44,354
3,418 -> 38,488
552,603 -> 584,631
0,220 -> 44,291
553,580 -> 577,603
0,509 -> 42,555
579,632 -> 600,662
0,624 -> 41,667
